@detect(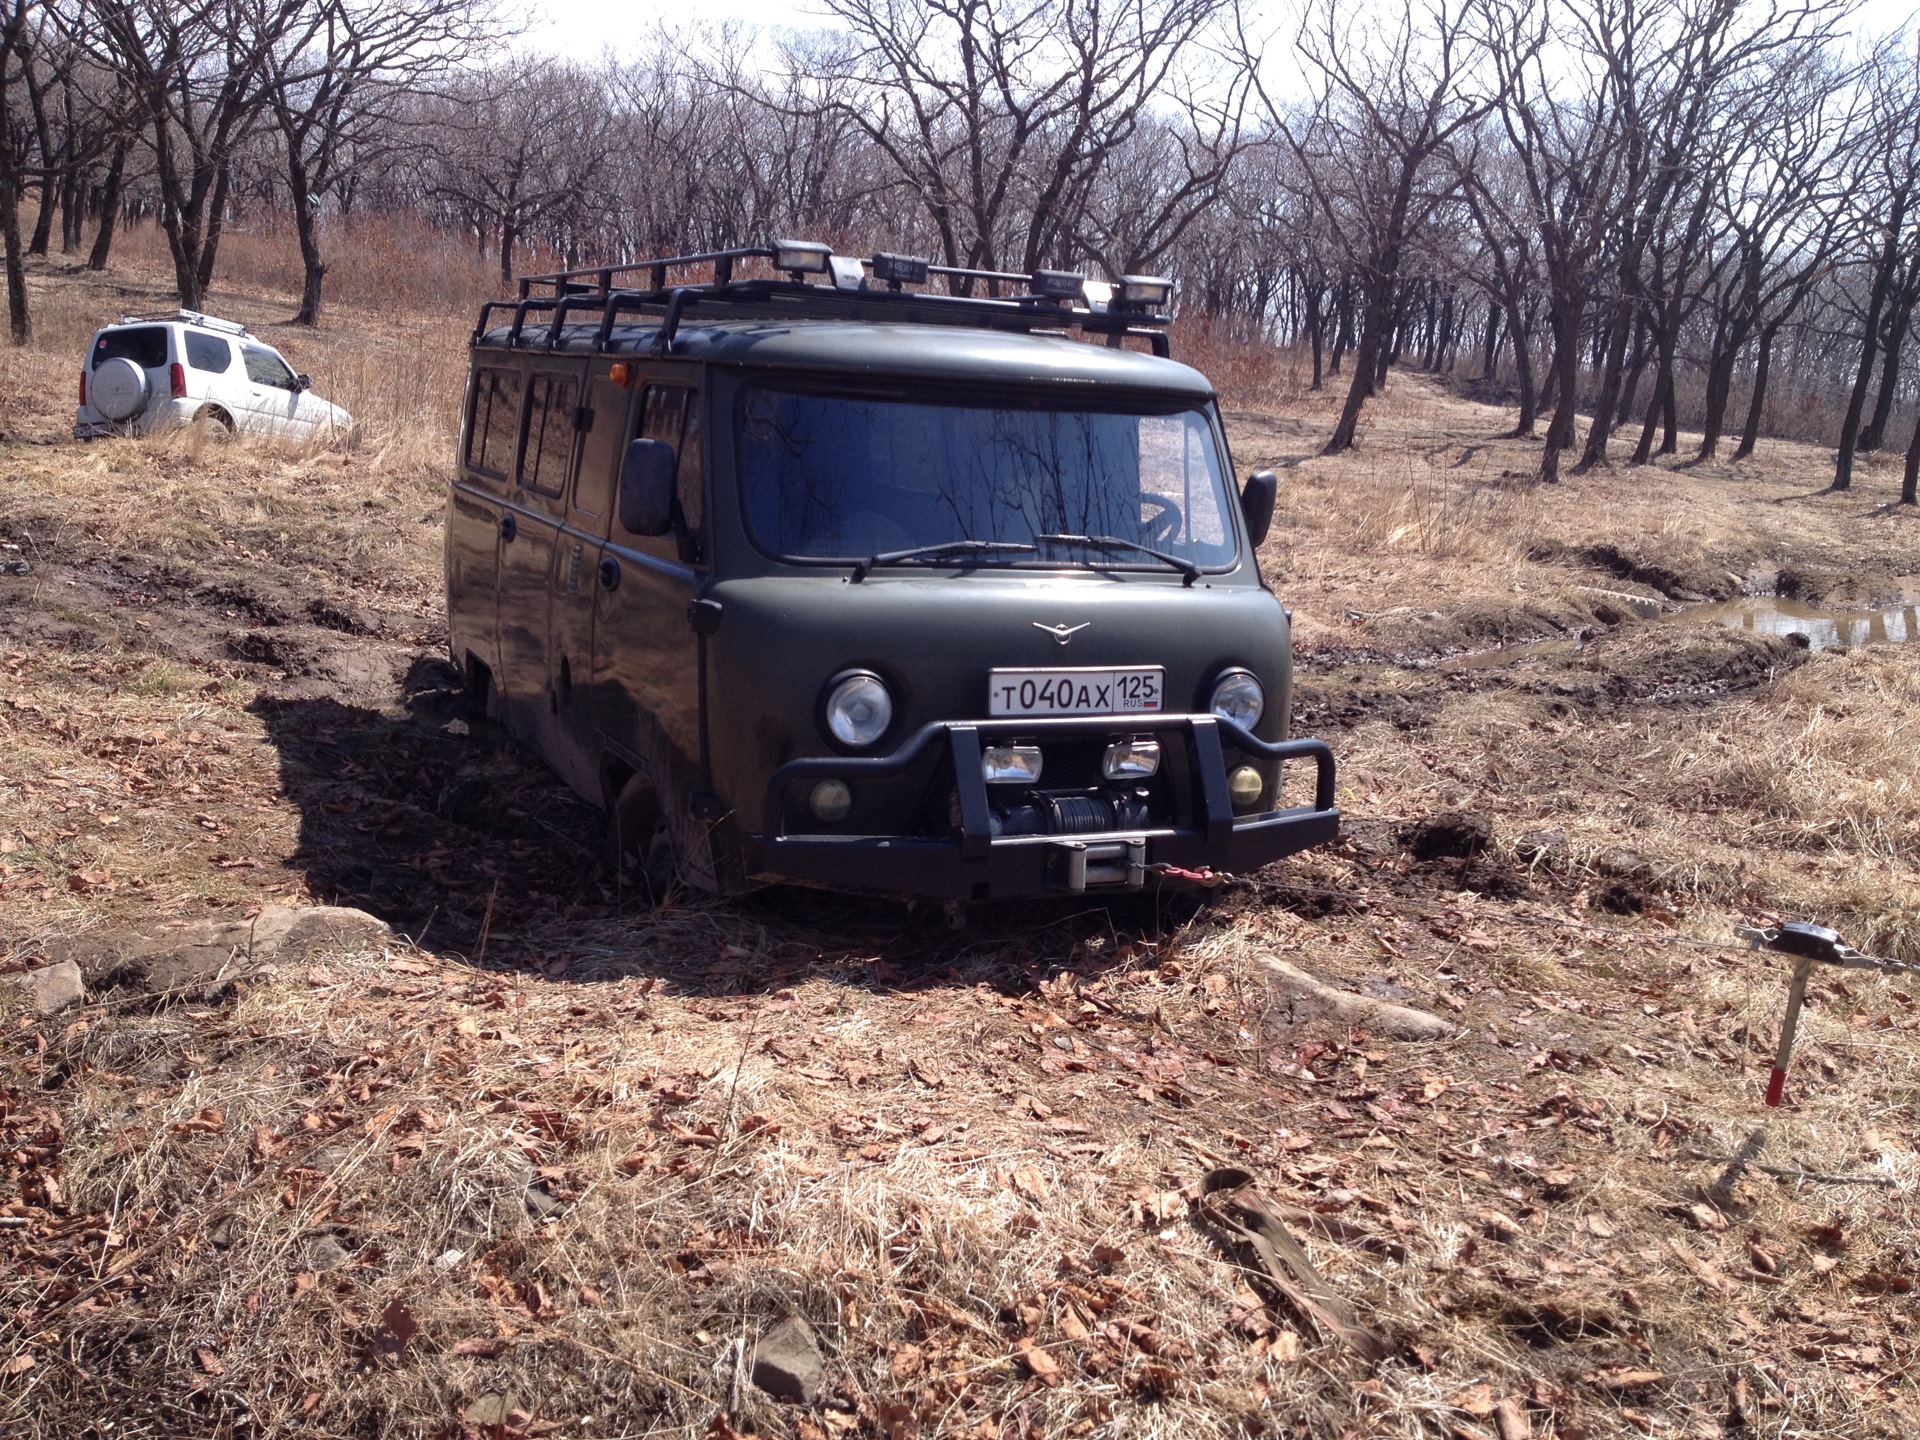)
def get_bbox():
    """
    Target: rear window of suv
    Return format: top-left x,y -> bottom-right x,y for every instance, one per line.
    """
92,327 -> 169,370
